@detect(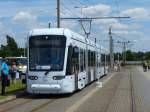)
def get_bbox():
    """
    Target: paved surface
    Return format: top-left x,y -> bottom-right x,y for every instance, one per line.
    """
0,66 -> 150,112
